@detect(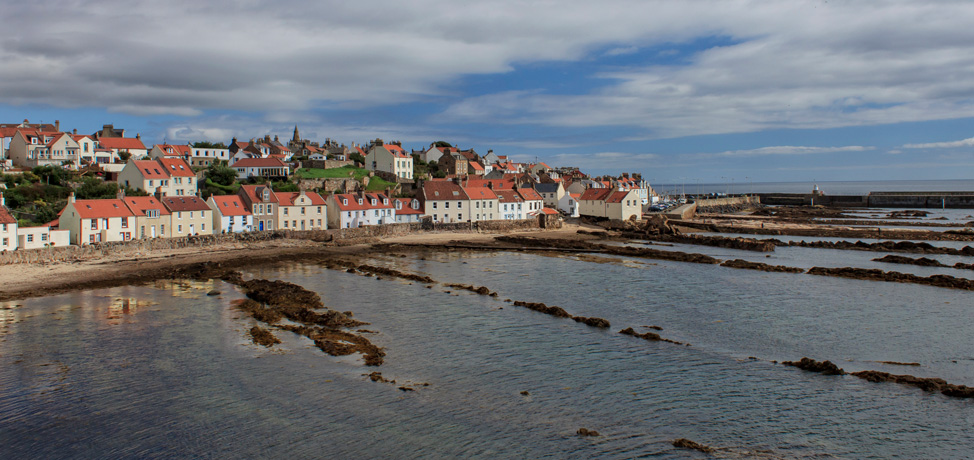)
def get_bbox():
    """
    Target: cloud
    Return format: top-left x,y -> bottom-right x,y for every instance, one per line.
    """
2,0 -> 974,145
605,46 -> 638,56
903,137 -> 974,149
684,145 -> 874,159
549,151 -> 660,171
